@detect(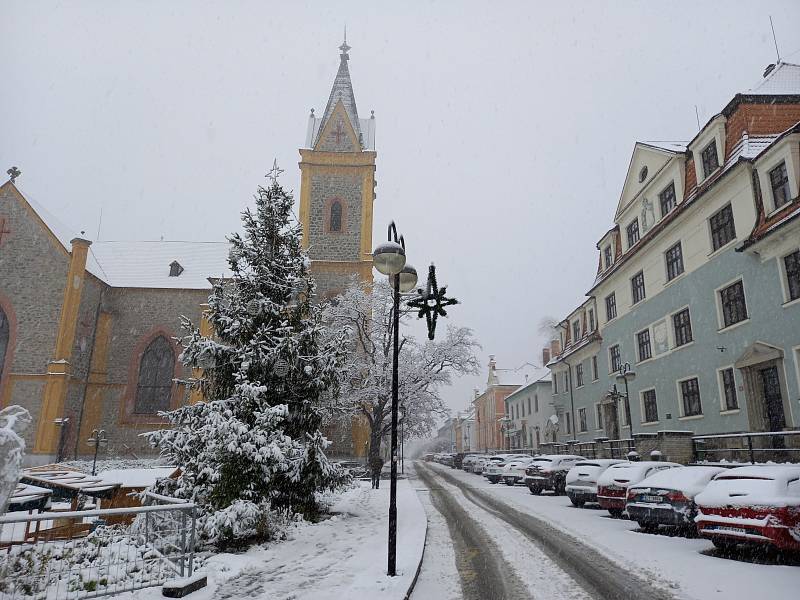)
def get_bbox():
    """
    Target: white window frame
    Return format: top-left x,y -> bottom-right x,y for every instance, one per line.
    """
575,363 -> 584,388
671,304 -> 694,349
676,374 -> 704,420
778,246 -> 800,306
577,407 -> 588,433
608,344 -> 621,374
594,402 -> 604,430
591,355 -> 599,381
716,365 -> 740,414
639,387 -> 659,425
714,276 -> 750,332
